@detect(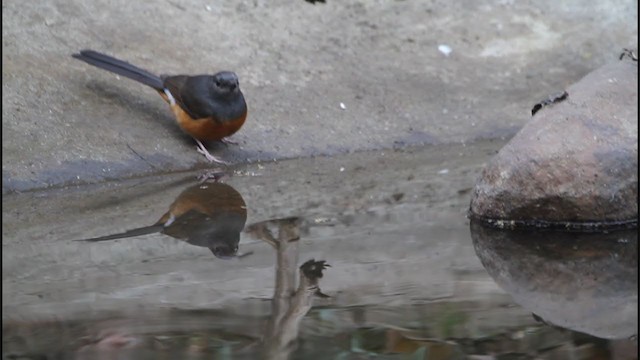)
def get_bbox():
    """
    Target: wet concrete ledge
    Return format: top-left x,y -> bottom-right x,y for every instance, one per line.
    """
2,0 -> 637,193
